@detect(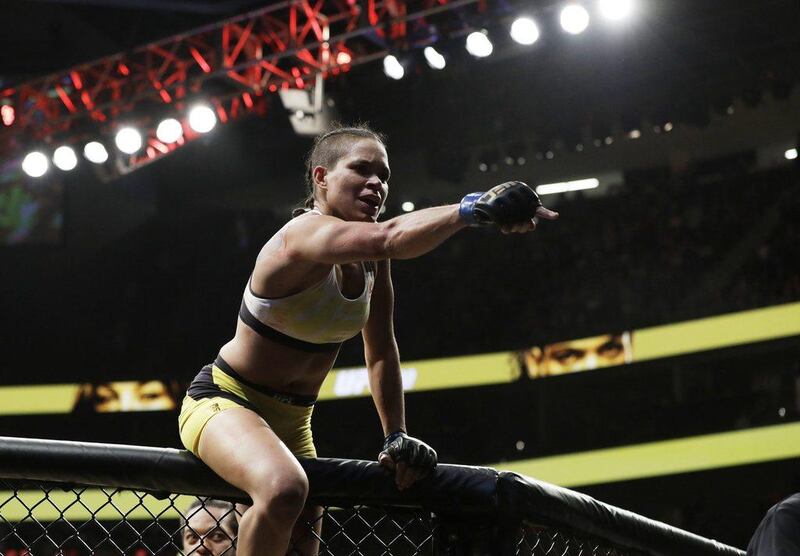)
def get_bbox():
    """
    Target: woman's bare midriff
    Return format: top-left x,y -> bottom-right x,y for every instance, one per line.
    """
218,320 -> 340,396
